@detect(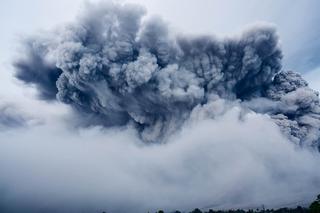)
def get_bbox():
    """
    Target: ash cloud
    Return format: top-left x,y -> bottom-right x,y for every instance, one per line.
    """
13,2 -> 320,147
14,38 -> 62,100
